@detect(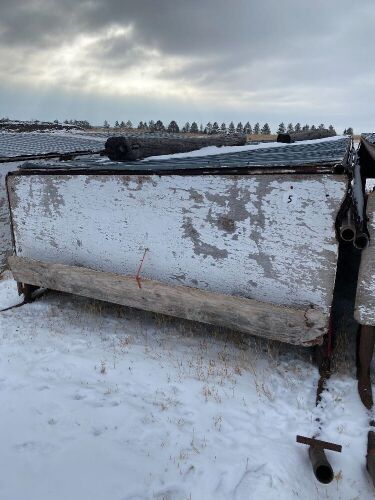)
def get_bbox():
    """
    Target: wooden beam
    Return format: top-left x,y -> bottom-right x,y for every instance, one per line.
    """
277,130 -> 336,144
8,256 -> 327,345
104,134 -> 247,161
